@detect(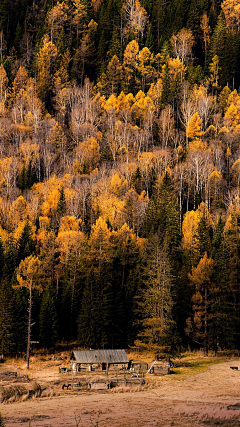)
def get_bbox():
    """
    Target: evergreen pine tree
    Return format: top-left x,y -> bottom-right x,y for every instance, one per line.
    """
210,226 -> 234,351
57,186 -> 66,217
13,287 -> 28,354
195,214 -> 211,258
17,218 -> 35,264
0,279 -> 14,356
39,285 -> 58,349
